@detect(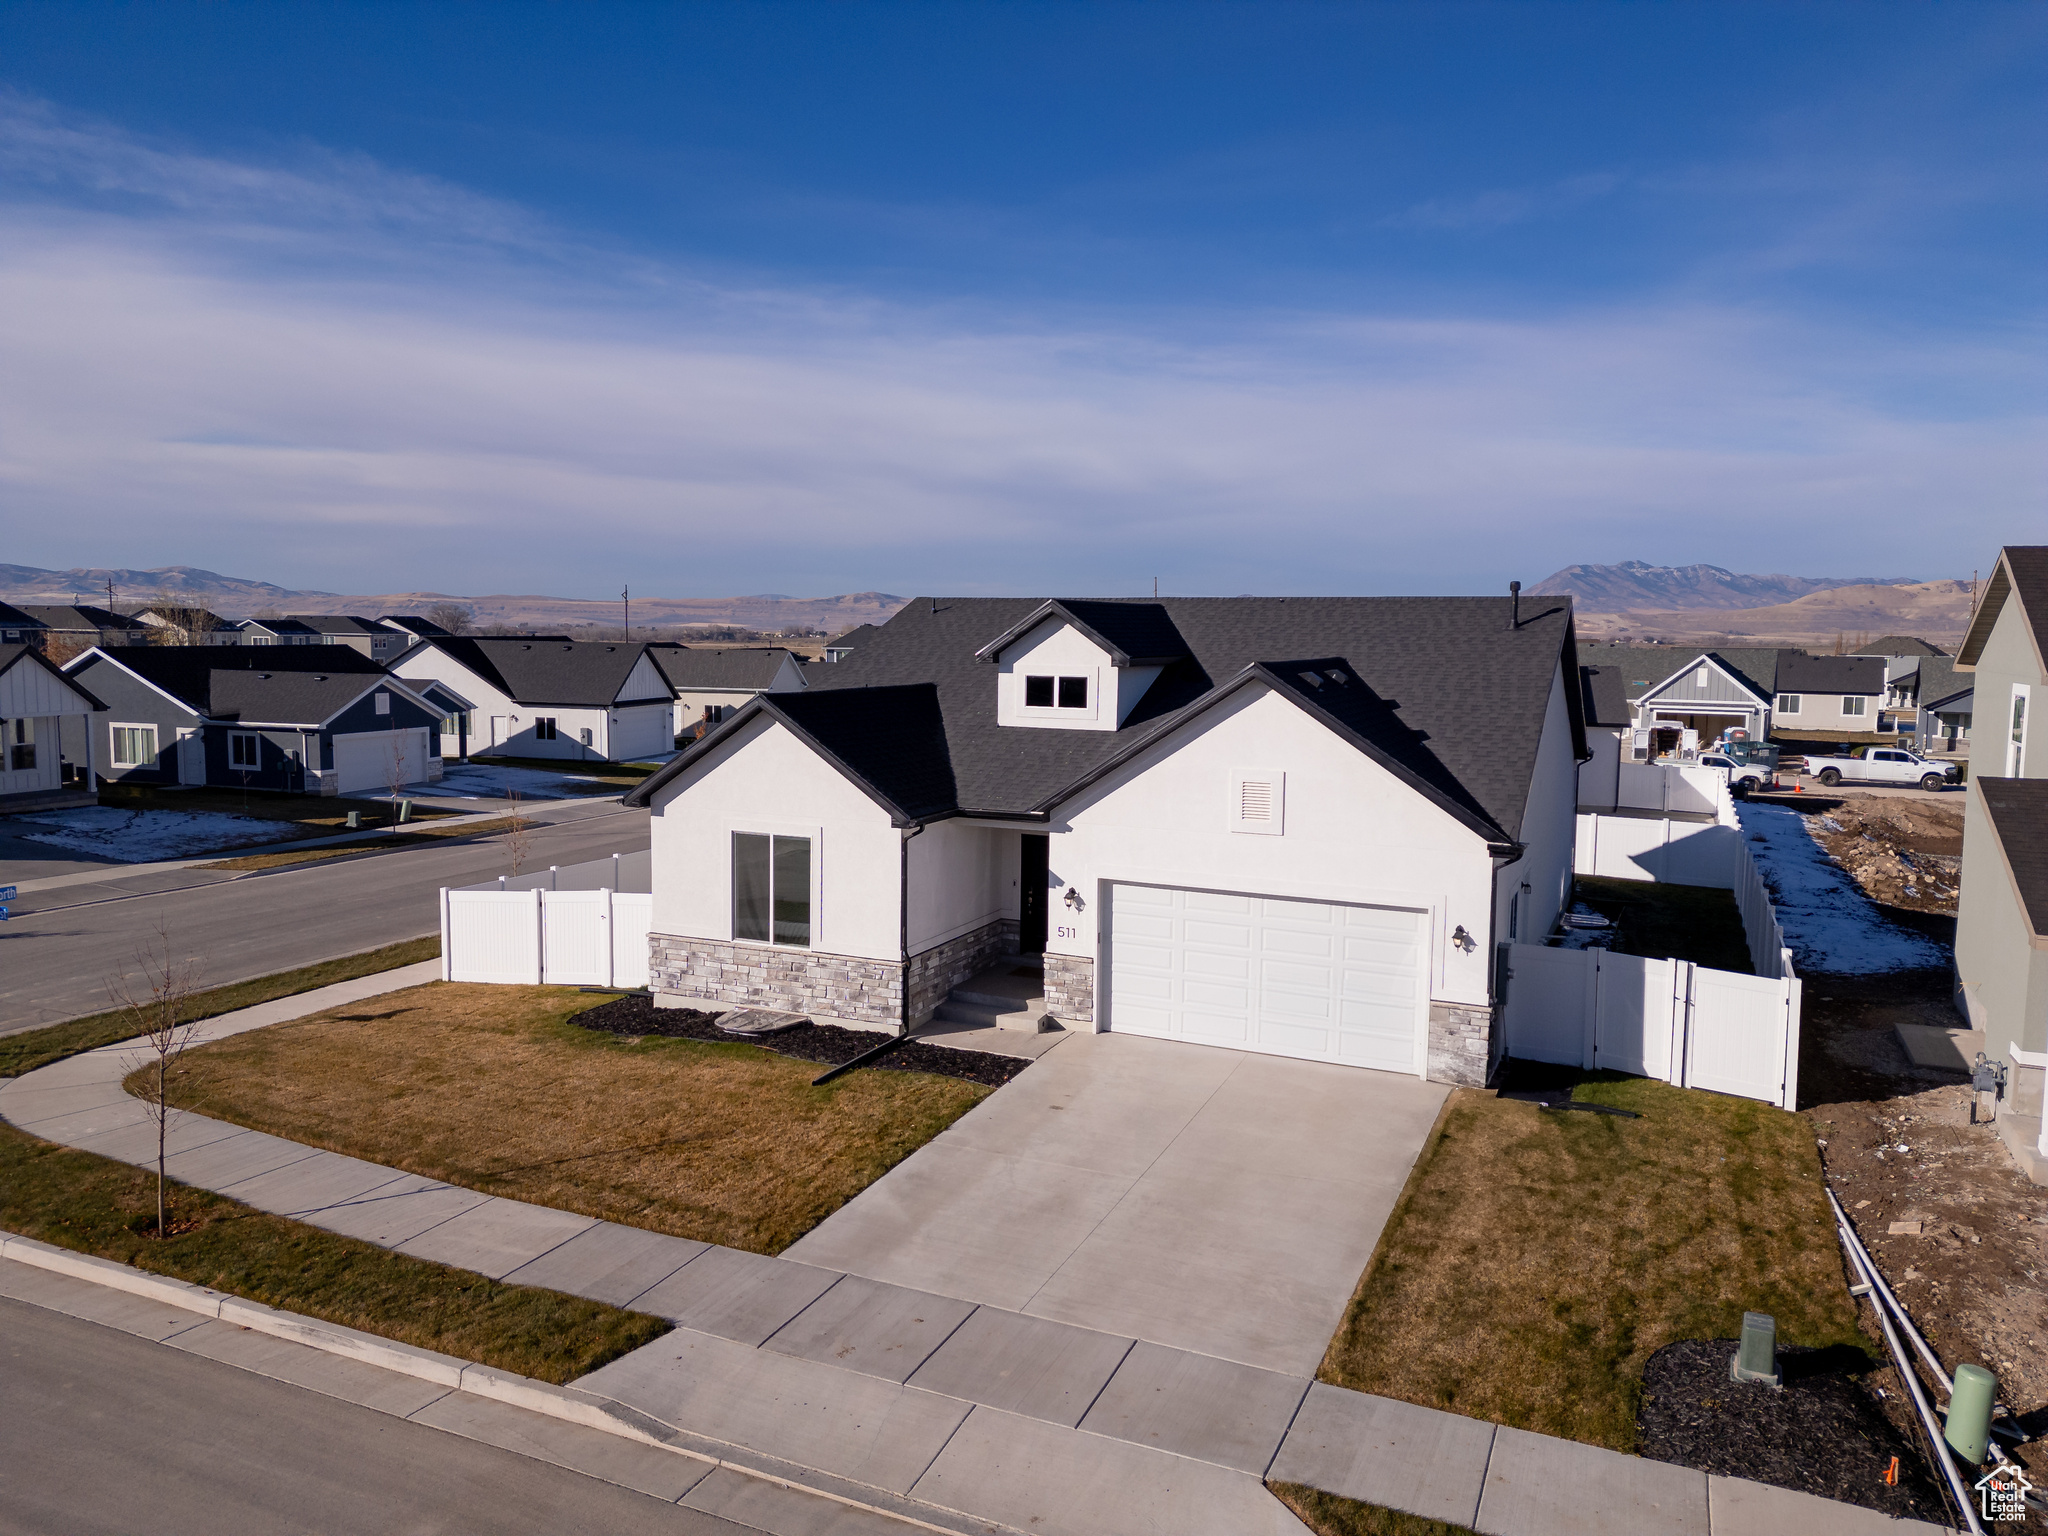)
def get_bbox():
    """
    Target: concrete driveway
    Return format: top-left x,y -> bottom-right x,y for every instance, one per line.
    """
784,1031 -> 1449,1377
